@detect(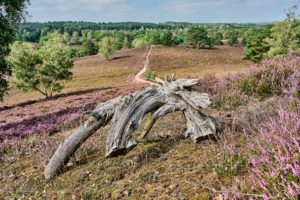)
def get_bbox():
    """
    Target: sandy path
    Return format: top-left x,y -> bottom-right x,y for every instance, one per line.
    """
134,45 -> 158,86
